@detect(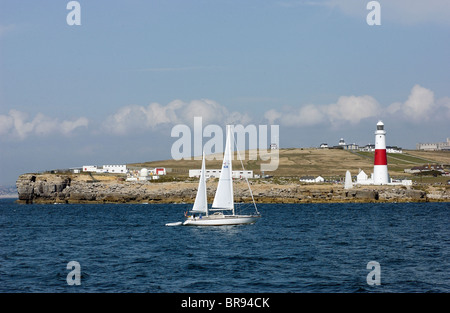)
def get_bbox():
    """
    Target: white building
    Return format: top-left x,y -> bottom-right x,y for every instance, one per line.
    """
189,169 -> 253,179
360,144 -> 375,152
416,138 -> 450,151
103,165 -> 127,174
83,164 -> 127,174
386,146 -> 403,153
83,165 -> 98,172
155,167 -> 166,175
315,176 -> 325,183
356,170 -> 368,183
138,168 -> 150,181
343,143 -> 359,150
